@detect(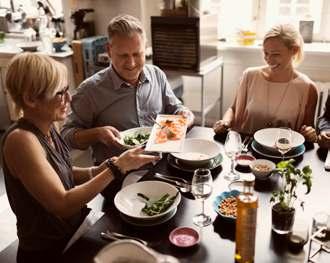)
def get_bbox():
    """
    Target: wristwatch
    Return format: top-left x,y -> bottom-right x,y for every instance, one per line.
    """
106,158 -> 123,181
